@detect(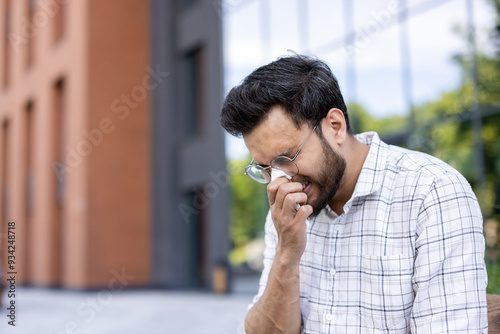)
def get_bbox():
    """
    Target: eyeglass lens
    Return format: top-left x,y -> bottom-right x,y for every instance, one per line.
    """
246,165 -> 271,184
271,156 -> 299,176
